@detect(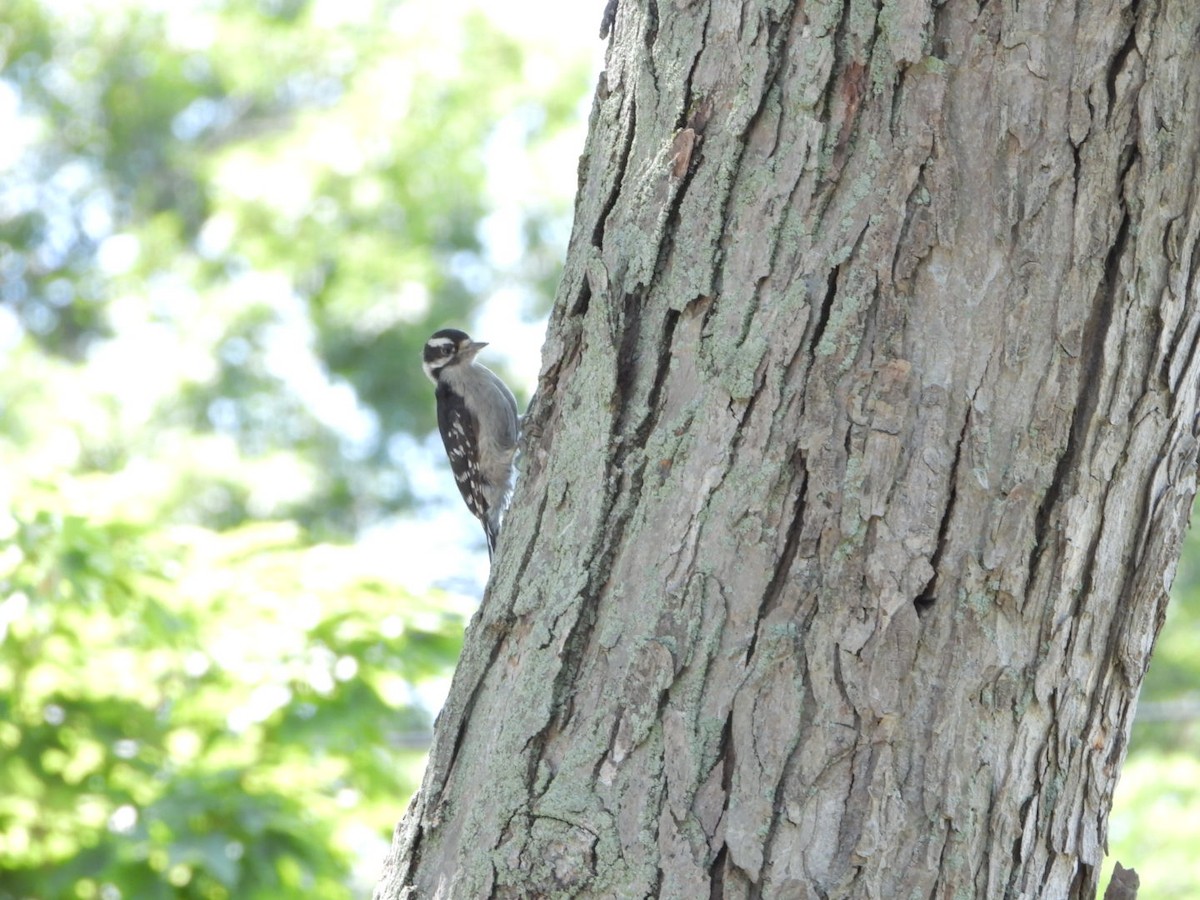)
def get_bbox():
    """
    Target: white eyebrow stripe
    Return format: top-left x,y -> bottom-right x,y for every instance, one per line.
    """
426,337 -> 455,350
